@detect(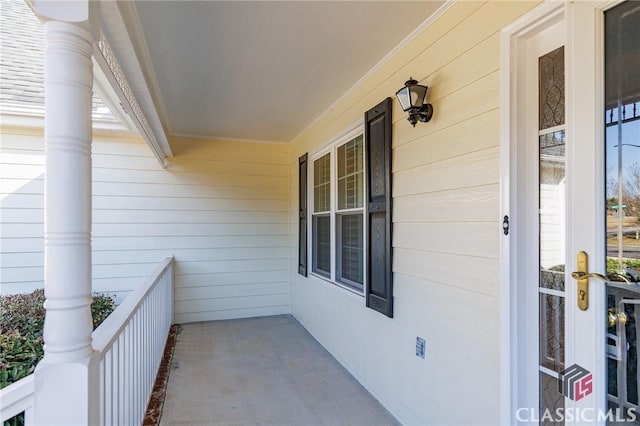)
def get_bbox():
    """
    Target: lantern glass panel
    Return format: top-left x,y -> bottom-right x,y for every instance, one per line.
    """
410,84 -> 427,108
396,86 -> 412,111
